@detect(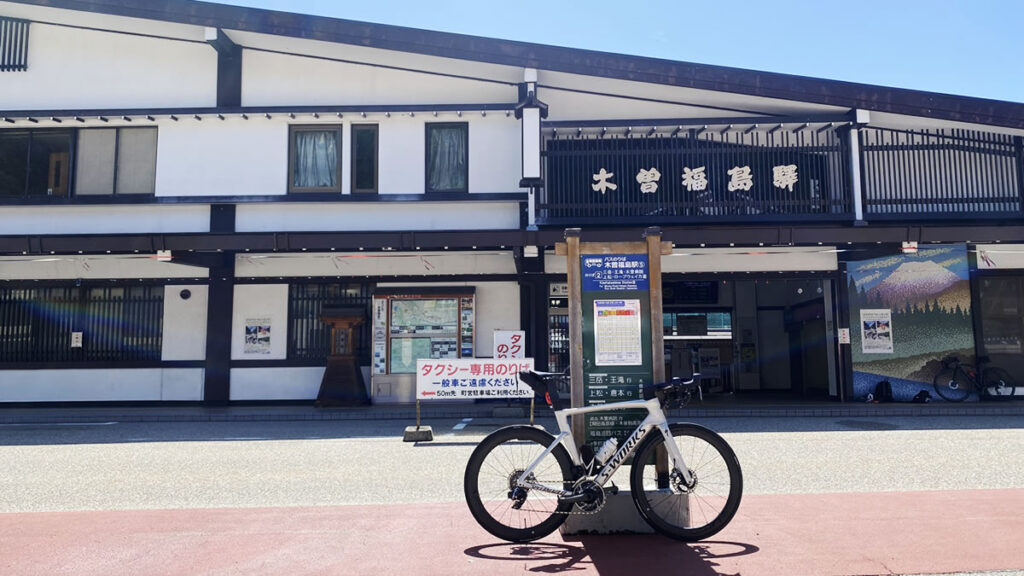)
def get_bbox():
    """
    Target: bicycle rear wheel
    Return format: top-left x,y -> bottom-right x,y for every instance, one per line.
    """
629,423 -> 742,542
933,367 -> 970,402
982,367 -> 1016,399
463,425 -> 574,542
